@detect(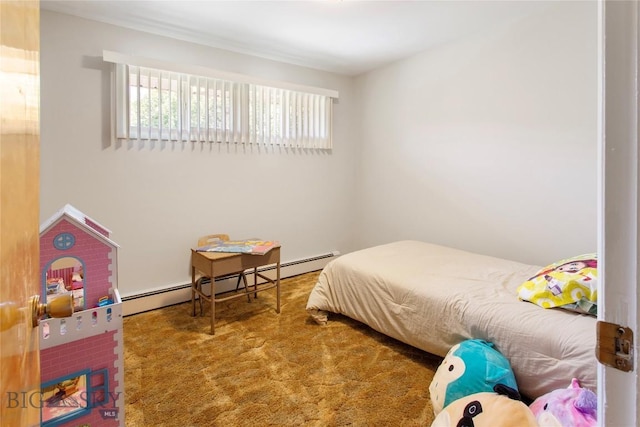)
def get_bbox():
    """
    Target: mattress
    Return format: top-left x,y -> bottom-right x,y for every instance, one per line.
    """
306,240 -> 597,399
